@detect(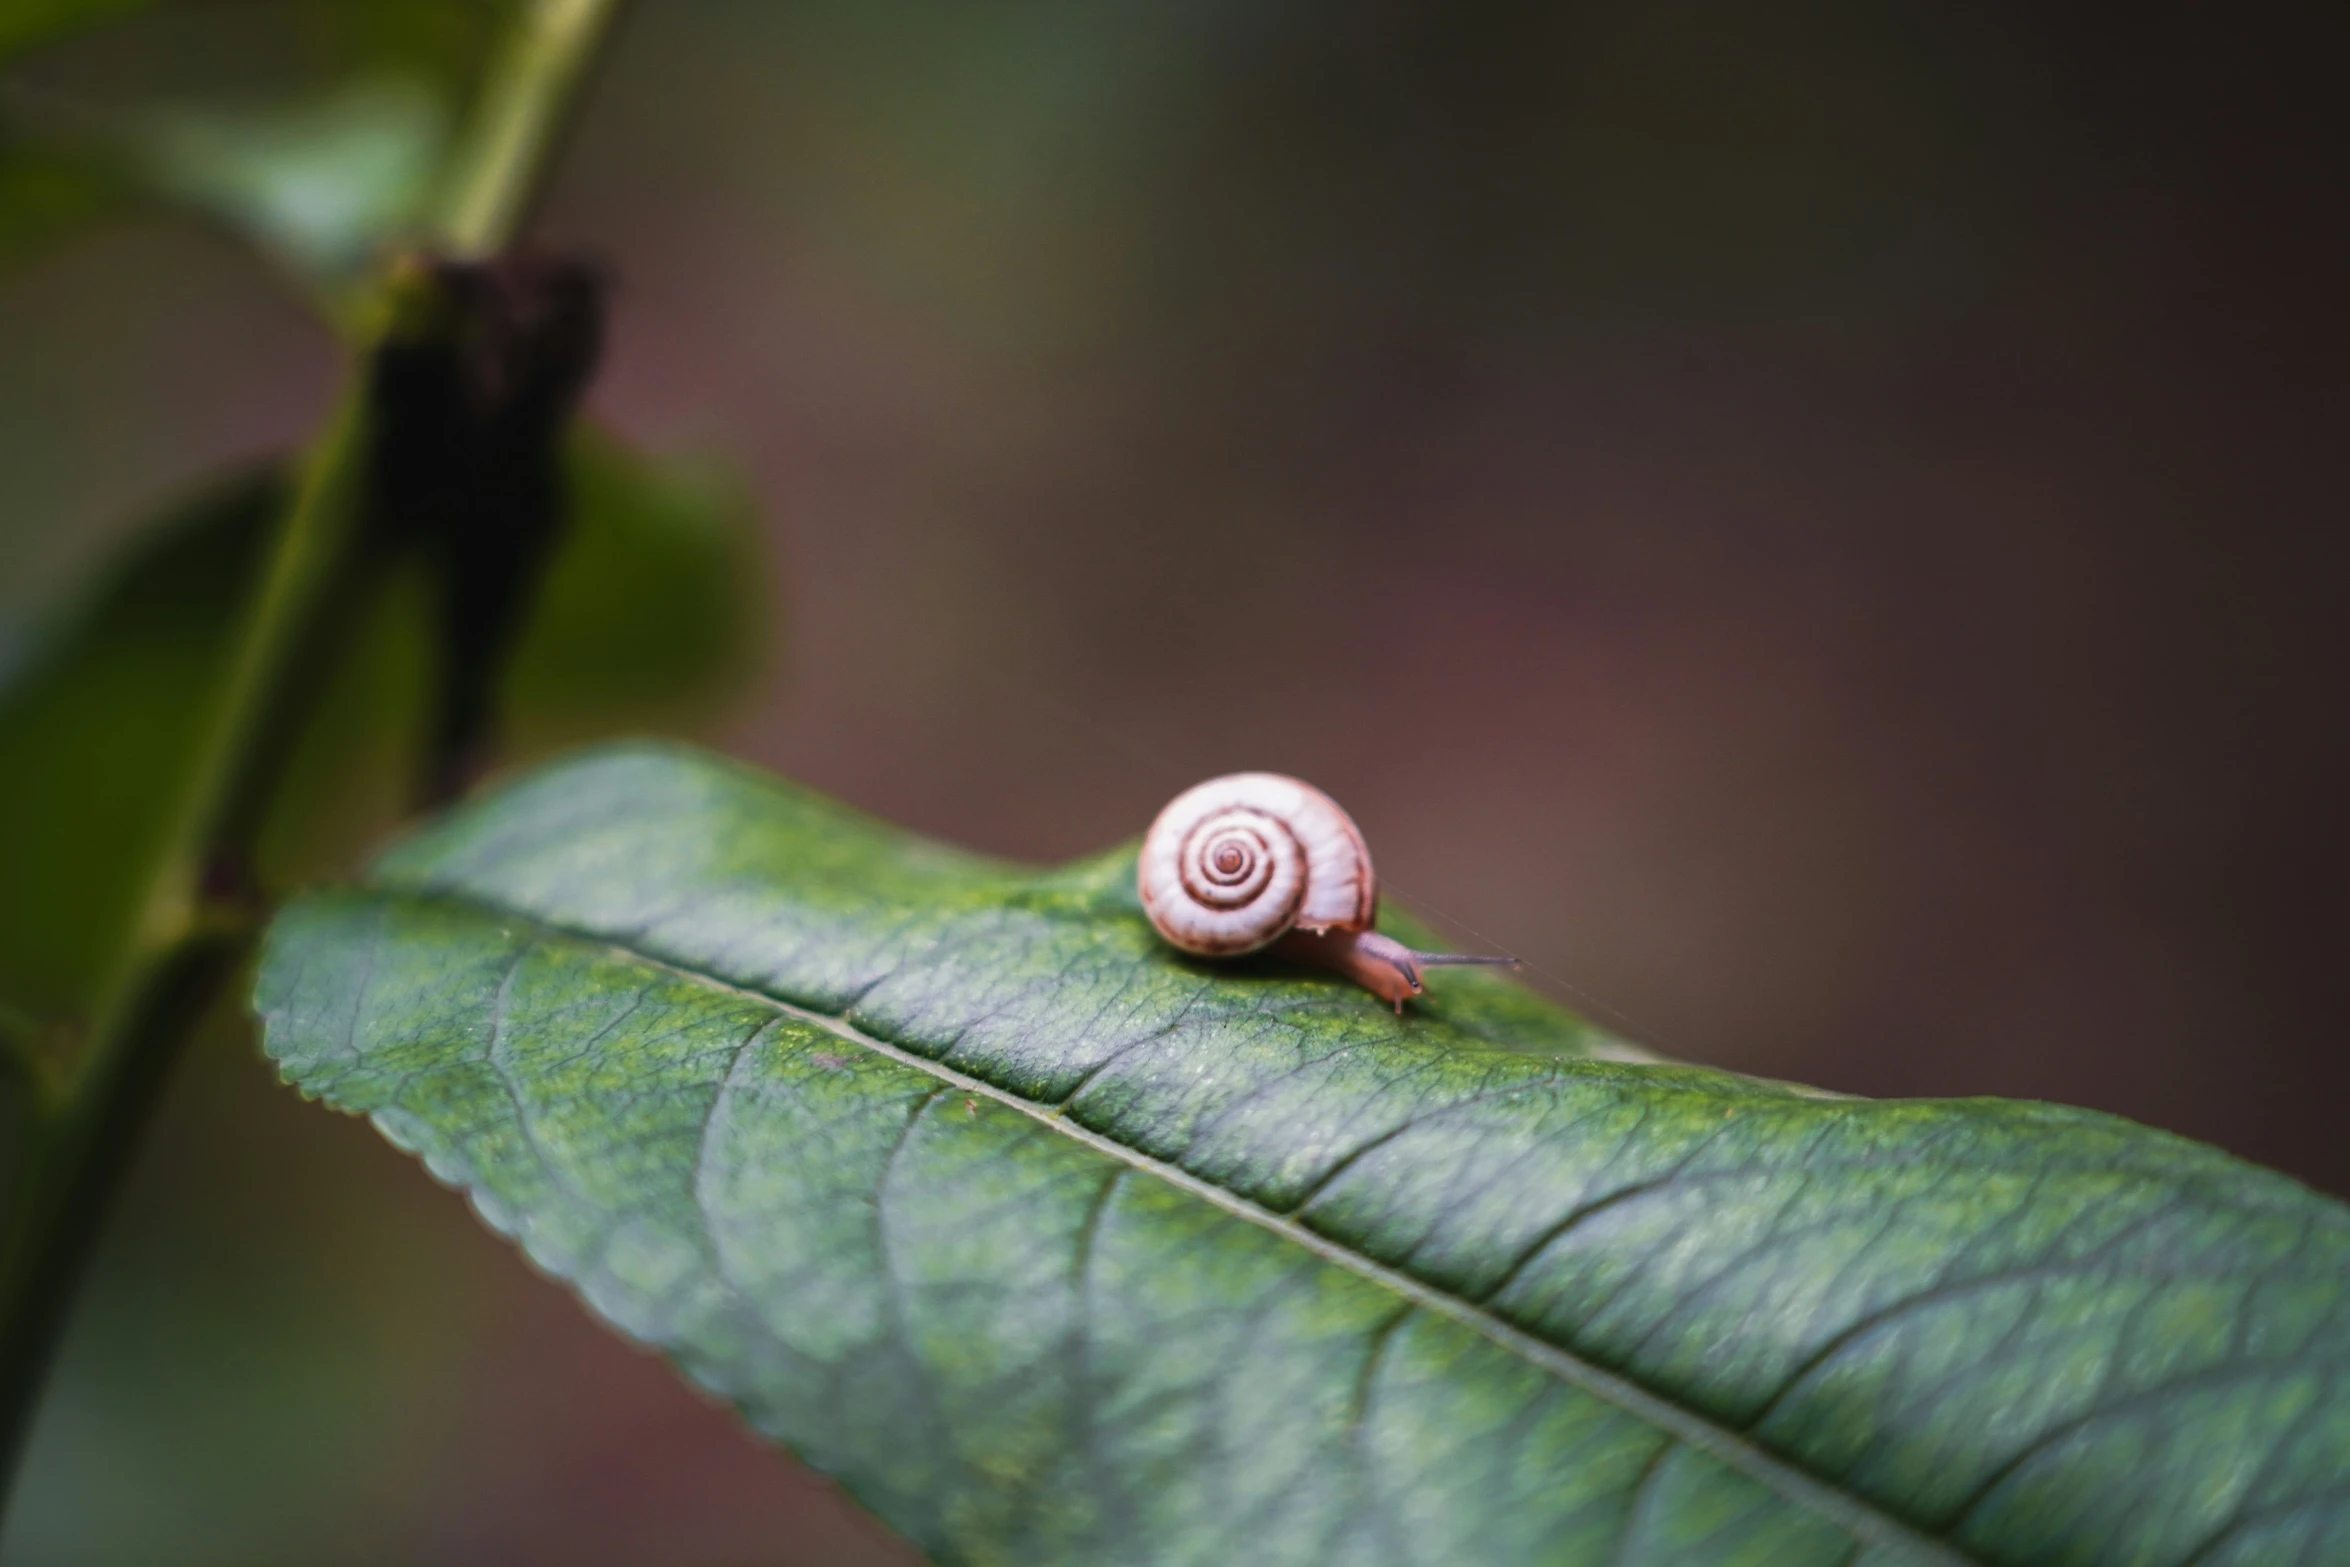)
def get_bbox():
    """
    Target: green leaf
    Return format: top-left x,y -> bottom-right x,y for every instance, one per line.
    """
135,76 -> 448,287
0,2 -> 516,287
0,470 -> 278,1028
256,742 -> 2350,1567
0,135 -> 123,269
0,0 -> 152,64
0,434 -> 760,1041
504,435 -> 763,737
